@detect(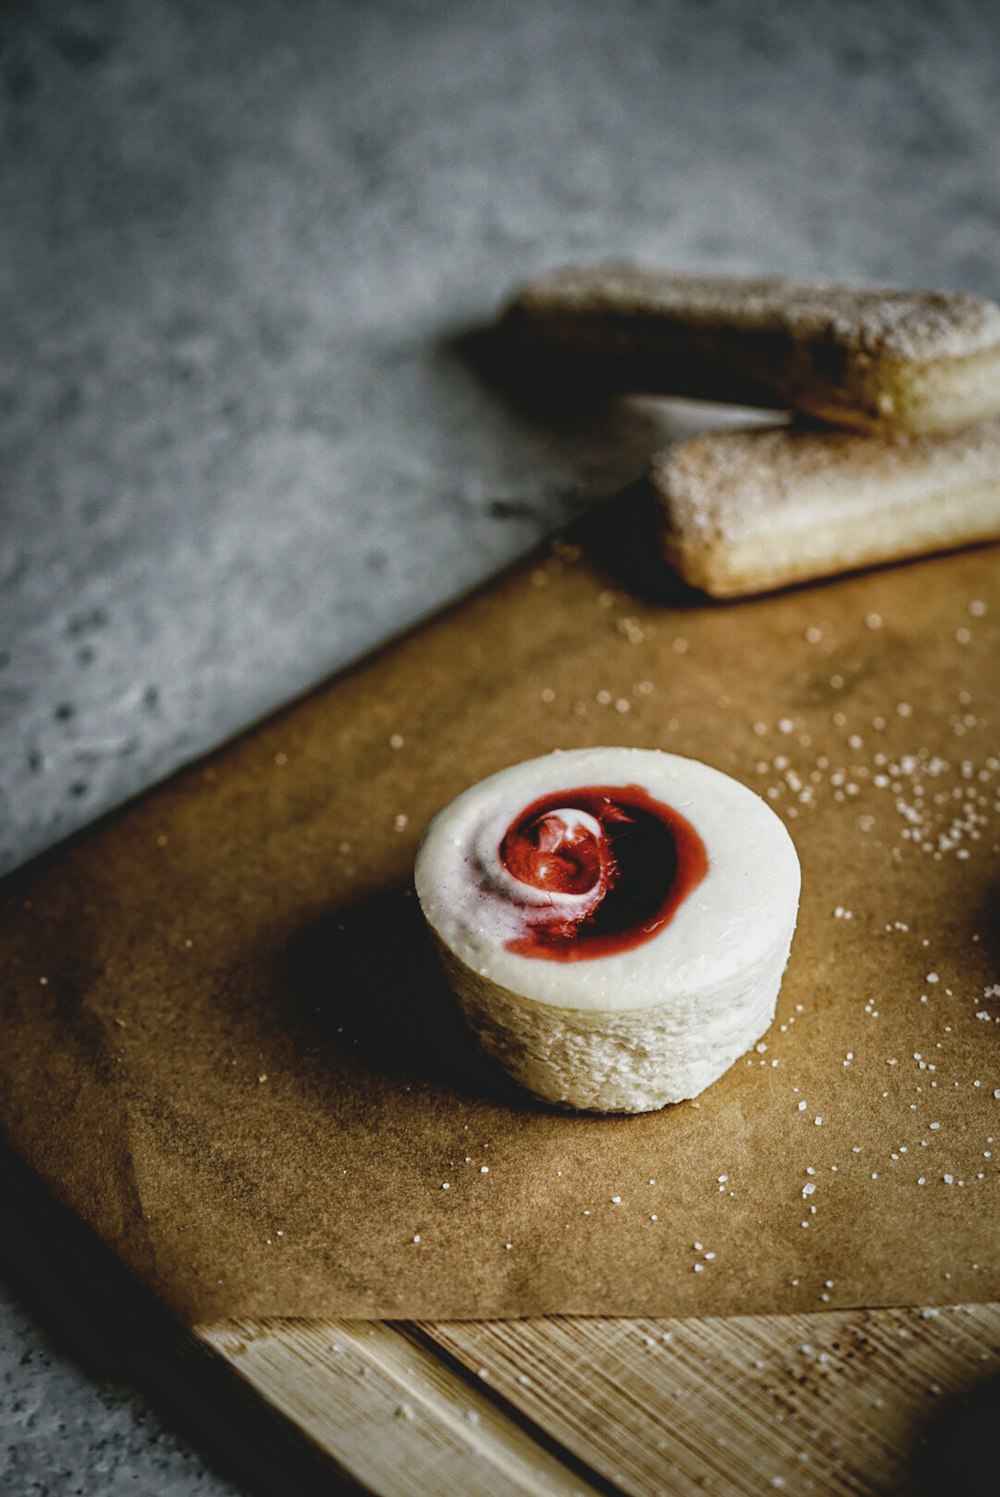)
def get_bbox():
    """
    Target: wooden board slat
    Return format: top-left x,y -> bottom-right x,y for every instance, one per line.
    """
199,1319 -> 605,1497
198,1306 -> 1000,1496
422,1306 -> 1000,1494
